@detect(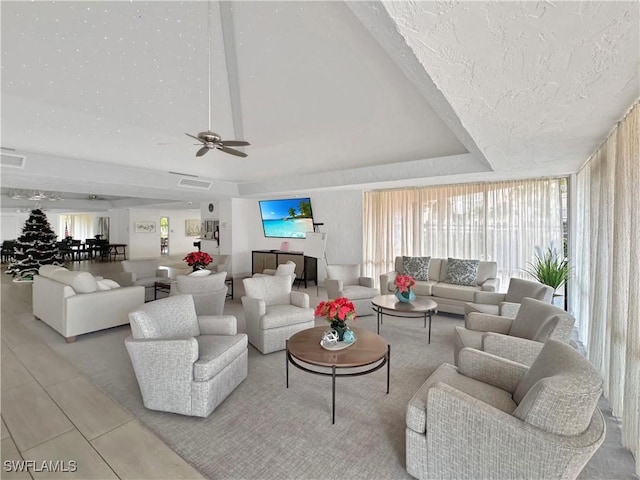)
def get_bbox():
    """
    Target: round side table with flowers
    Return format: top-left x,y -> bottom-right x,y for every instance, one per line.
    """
315,297 -> 357,347
183,251 -> 213,274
